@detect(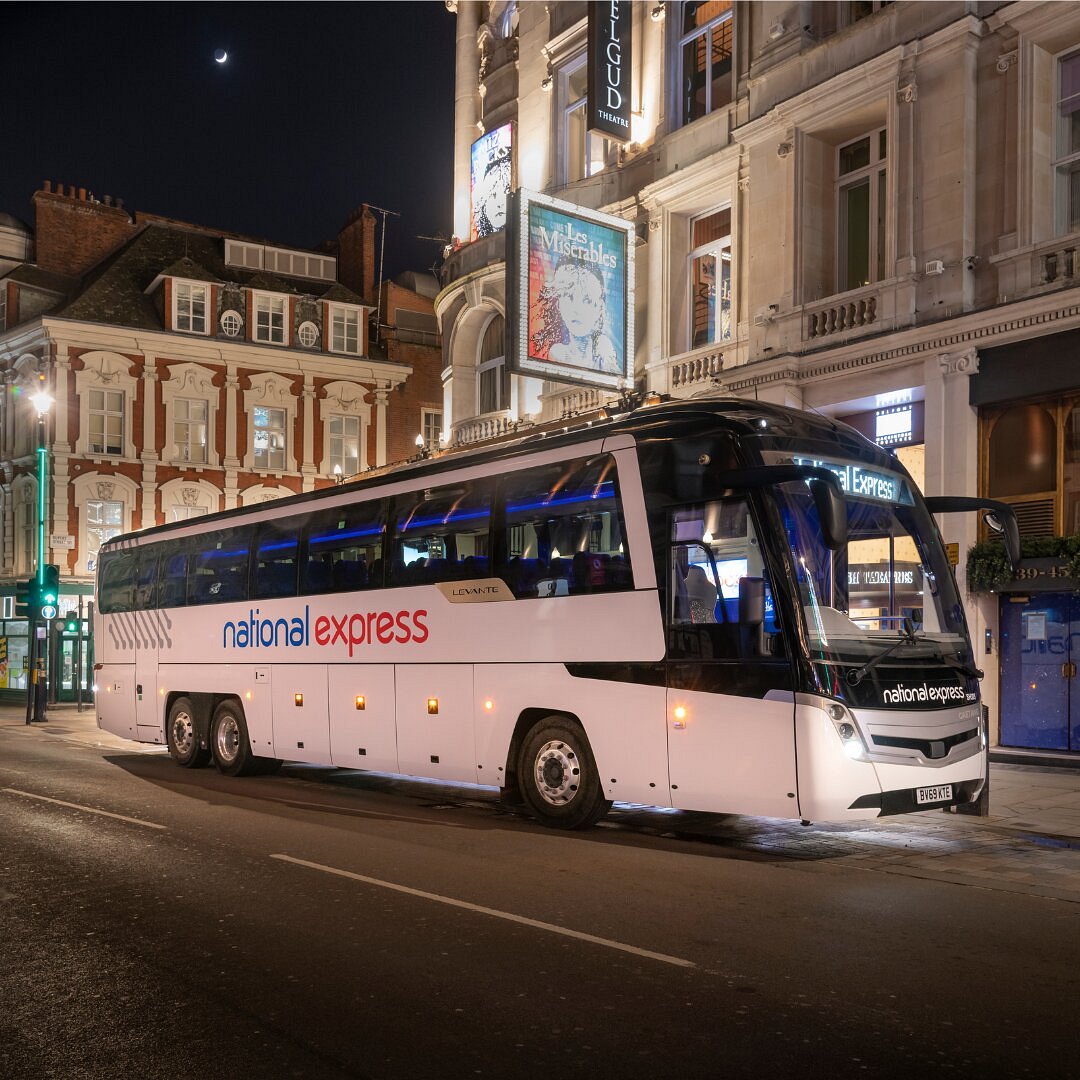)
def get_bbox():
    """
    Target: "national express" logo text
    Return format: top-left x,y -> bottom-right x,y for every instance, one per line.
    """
882,682 -> 968,706
223,605 -> 429,657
